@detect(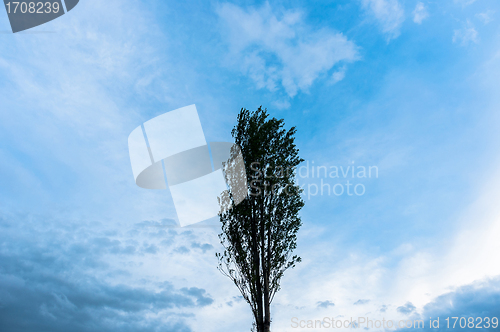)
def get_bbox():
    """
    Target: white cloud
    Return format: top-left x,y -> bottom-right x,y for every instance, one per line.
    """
453,20 -> 479,46
361,0 -> 405,39
454,0 -> 478,6
413,2 -> 429,24
476,10 -> 495,25
273,99 -> 291,110
331,66 -> 347,84
216,3 -> 359,97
